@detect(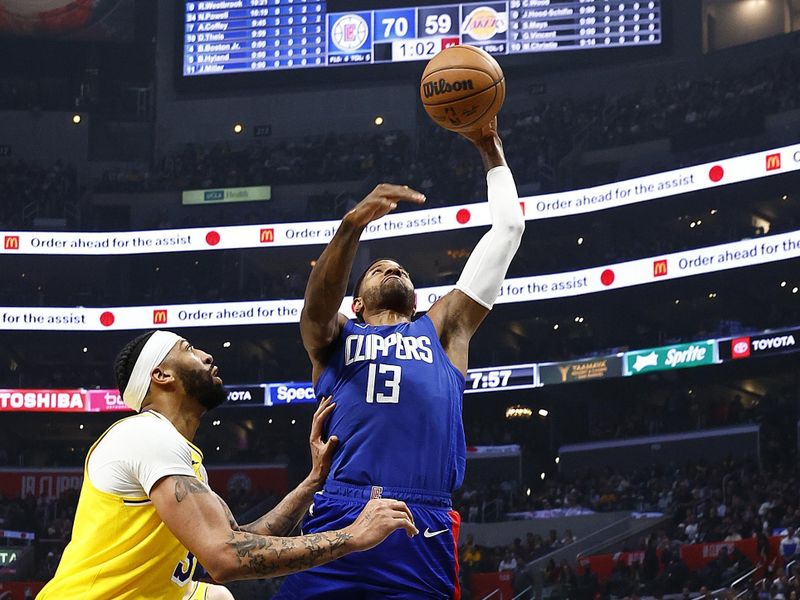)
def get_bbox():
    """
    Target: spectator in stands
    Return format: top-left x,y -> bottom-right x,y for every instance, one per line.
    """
498,548 -> 518,572
460,534 -> 483,574
780,526 -> 800,563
